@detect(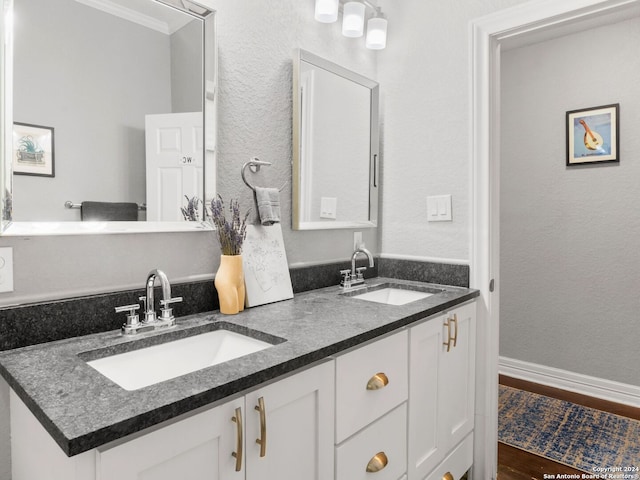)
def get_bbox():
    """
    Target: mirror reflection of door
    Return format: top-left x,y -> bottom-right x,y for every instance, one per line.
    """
10,0 -> 206,223
145,113 -> 203,222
